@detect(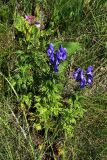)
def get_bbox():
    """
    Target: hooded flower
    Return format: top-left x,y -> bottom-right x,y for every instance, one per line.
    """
47,43 -> 54,57
46,43 -> 67,72
87,76 -> 93,85
73,69 -> 86,88
49,53 -> 55,64
53,58 -> 60,72
56,45 -> 67,62
80,76 -> 86,88
86,66 -> 93,76
73,66 -> 93,88
54,64 -> 59,72
47,43 -> 55,65
73,68 -> 82,81
86,66 -> 93,85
